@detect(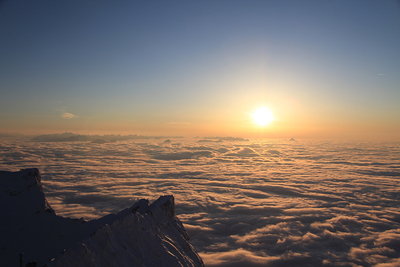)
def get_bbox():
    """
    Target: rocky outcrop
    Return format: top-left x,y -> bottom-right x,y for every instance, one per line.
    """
0,169 -> 204,267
